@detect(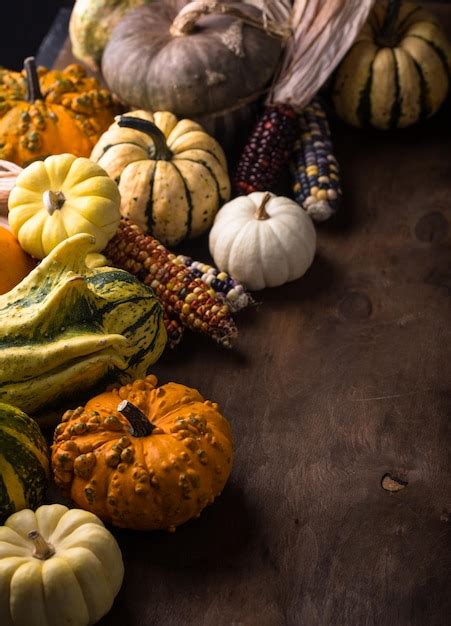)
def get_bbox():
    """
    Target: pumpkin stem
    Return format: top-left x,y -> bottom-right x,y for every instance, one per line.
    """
169,0 -> 289,40
255,193 -> 272,220
117,400 -> 156,437
117,116 -> 173,161
43,190 -> 66,215
380,0 -> 402,47
28,531 -> 55,560
24,57 -> 43,102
